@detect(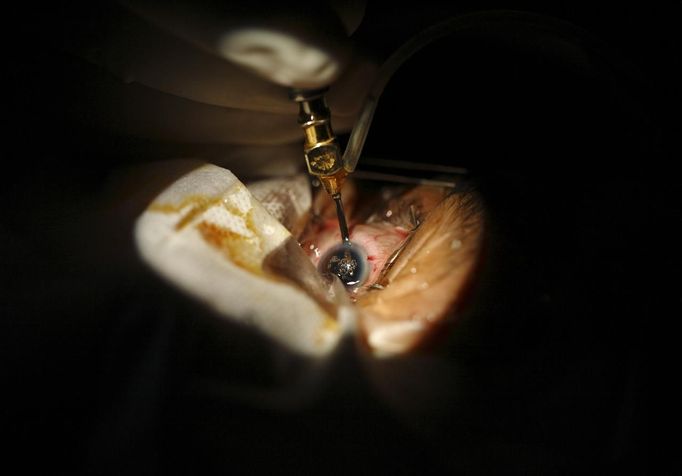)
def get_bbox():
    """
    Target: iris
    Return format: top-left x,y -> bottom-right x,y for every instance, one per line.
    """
318,242 -> 368,288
